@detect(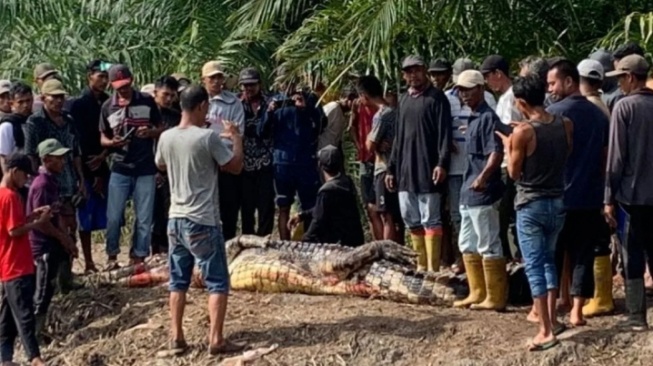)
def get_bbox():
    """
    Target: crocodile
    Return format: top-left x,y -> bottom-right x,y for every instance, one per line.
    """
87,235 -> 468,305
